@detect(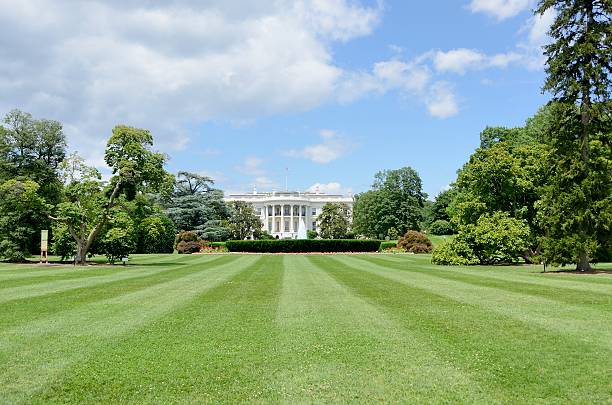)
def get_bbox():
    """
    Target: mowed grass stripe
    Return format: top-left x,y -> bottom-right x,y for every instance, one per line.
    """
0,255 -> 258,404
378,254 -> 612,294
273,255 -> 491,403
0,255 -> 240,329
0,255 -> 228,303
358,255 -> 612,305
31,255 -> 284,404
325,256 -> 612,403
344,255 -> 612,346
